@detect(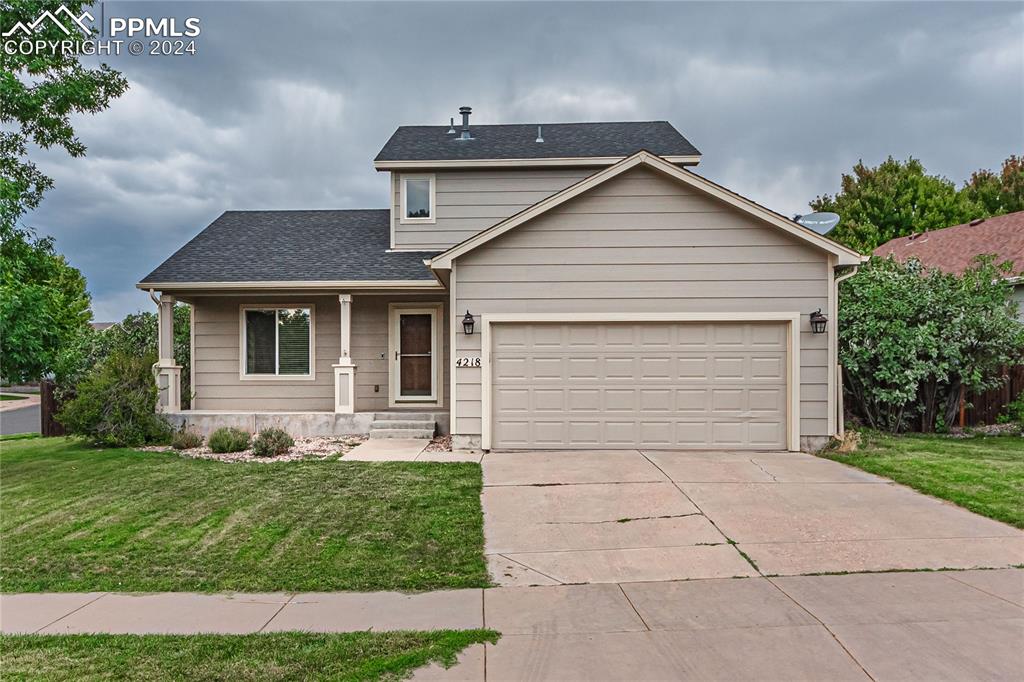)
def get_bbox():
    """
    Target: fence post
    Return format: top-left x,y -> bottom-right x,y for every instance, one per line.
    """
39,380 -> 66,437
